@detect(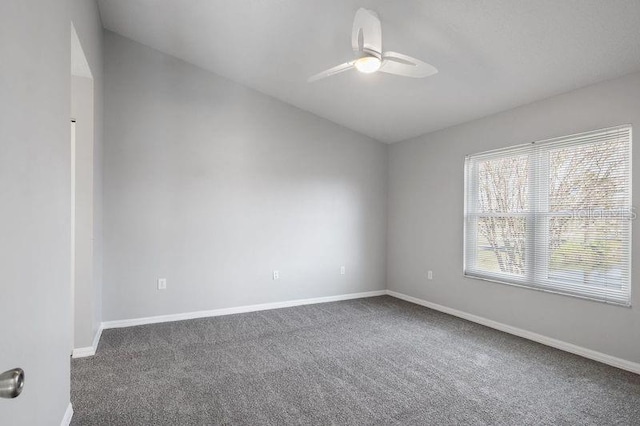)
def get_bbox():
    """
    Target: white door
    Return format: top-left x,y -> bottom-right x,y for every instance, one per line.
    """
0,0 -> 73,424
